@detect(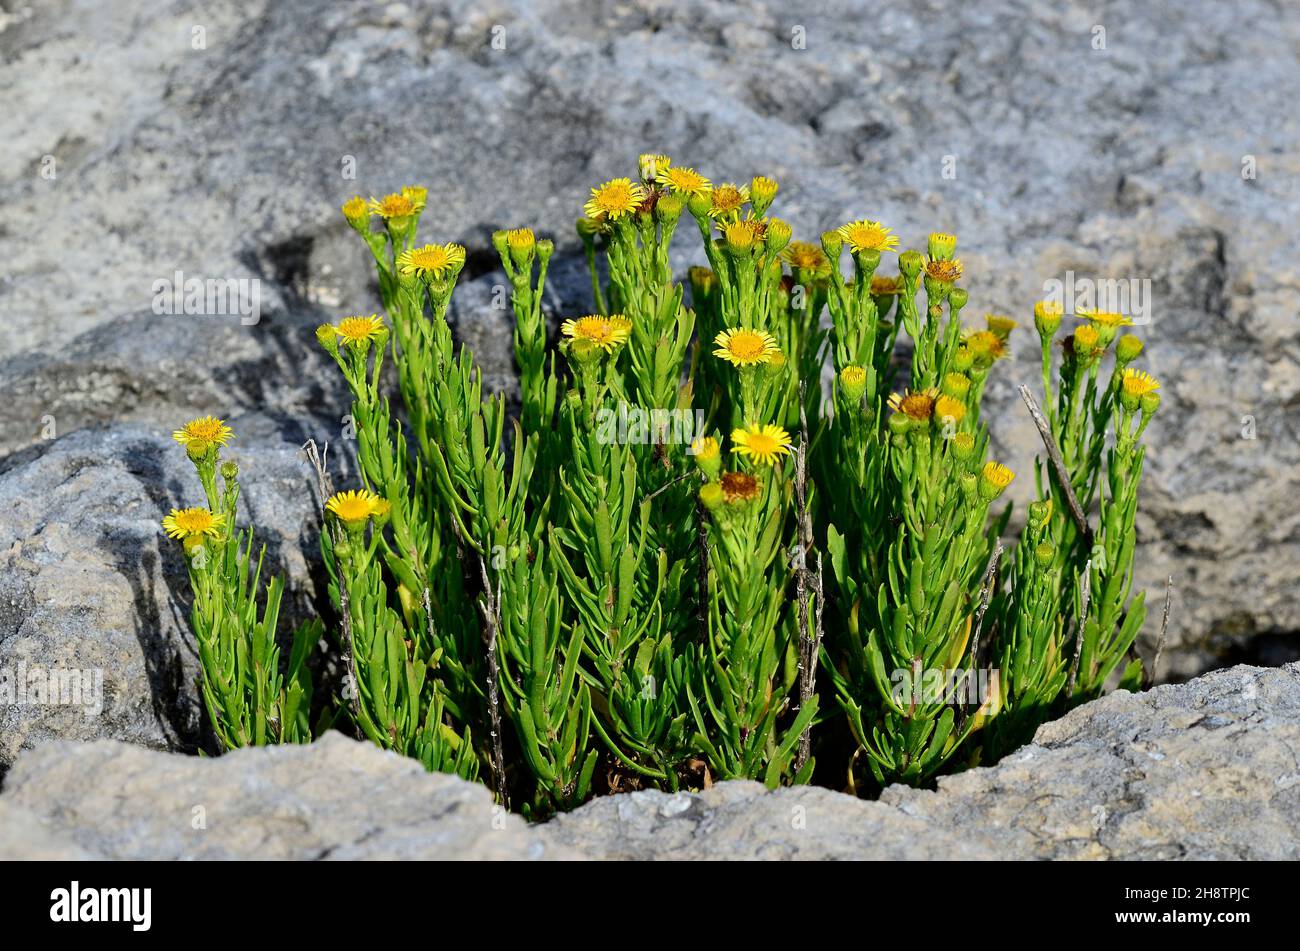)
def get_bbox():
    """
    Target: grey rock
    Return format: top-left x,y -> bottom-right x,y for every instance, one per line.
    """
543,662 -> 1300,860
2,663 -> 1295,859
2,0 -> 1296,674
0,420 -> 331,770
0,732 -> 559,860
